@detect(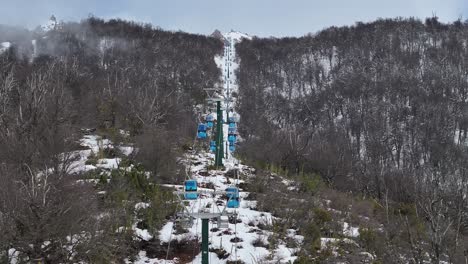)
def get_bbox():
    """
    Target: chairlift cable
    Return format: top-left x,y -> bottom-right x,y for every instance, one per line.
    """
235,214 -> 238,261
